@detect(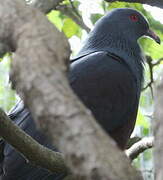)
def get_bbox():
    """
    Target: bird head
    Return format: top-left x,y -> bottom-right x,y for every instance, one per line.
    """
96,8 -> 160,44
76,8 -> 160,69
75,8 -> 160,88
